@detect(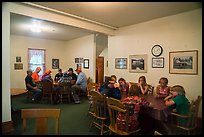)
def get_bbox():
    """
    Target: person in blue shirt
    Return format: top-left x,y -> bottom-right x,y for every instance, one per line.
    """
71,67 -> 87,104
